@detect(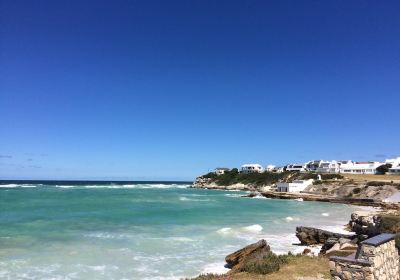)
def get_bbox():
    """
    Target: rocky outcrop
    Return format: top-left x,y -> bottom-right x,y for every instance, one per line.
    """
296,226 -> 356,246
225,239 -> 271,273
192,177 -> 254,191
191,177 -> 213,188
349,211 -> 382,239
